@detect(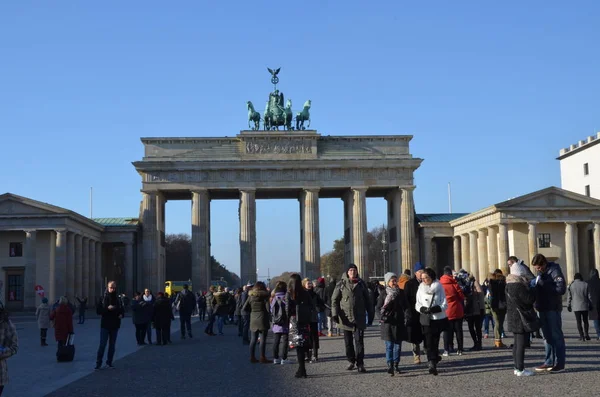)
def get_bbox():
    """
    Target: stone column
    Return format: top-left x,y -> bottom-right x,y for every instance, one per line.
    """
82,237 -> 89,298
89,240 -> 96,304
342,191 -> 354,267
141,192 -> 157,291
156,192 -> 166,291
54,229 -> 67,302
453,236 -> 461,271
469,231 -> 479,280
401,186 -> 416,271
422,234 -> 433,269
239,189 -> 256,284
498,223 -> 509,274
192,189 -> 211,291
460,234 -> 470,273
577,223 -> 590,278
299,195 -> 306,276
75,234 -> 83,297
301,189 -> 321,280
95,241 -> 102,298
386,189 -> 402,275
477,229 -> 488,283
66,232 -> 75,300
565,222 -> 579,283
487,226 -> 498,273
24,230 -> 37,308
125,241 -> 134,296
352,187 -> 368,279
594,223 -> 600,271
527,222 -> 538,266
